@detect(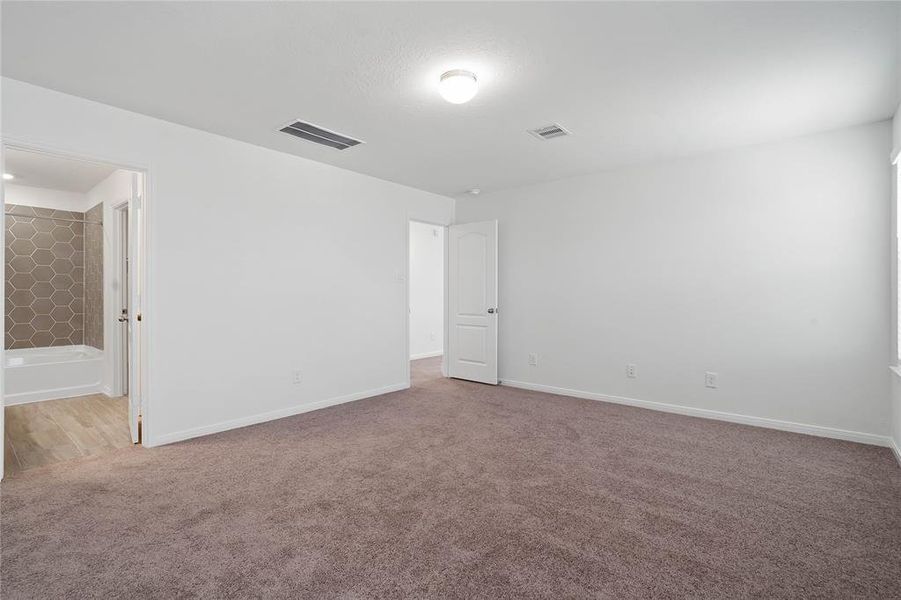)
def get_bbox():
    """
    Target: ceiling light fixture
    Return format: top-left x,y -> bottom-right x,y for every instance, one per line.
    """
439,69 -> 478,104
2,173 -> 14,181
